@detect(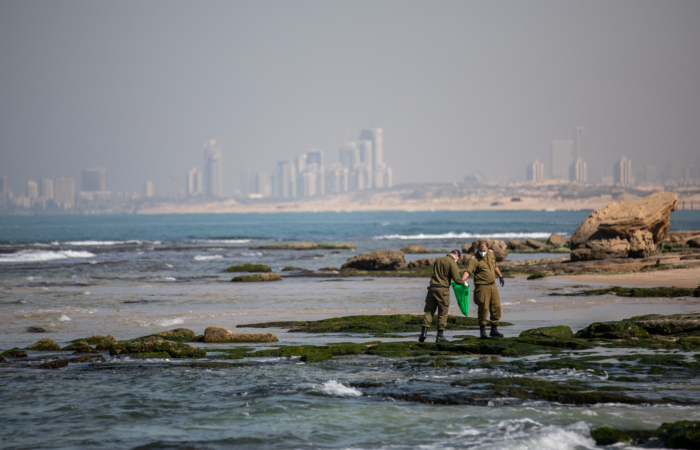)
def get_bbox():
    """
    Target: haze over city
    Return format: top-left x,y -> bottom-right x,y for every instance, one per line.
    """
1,0 -> 699,205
